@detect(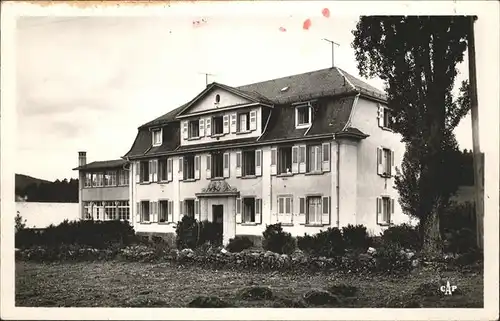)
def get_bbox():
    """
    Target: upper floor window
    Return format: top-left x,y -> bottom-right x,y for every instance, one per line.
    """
378,105 -> 393,129
118,169 -> 129,186
104,171 -> 117,186
92,173 -> 104,187
189,120 -> 200,138
215,94 -> 221,104
210,151 -> 224,178
84,173 -> 92,187
307,145 -> 322,173
377,147 -> 394,177
295,105 -> 312,128
242,150 -> 256,176
238,112 -> 250,132
183,155 -> 196,180
278,146 -> 292,174
152,129 -> 162,146
377,196 -> 394,225
140,161 -> 150,182
212,116 -> 224,135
